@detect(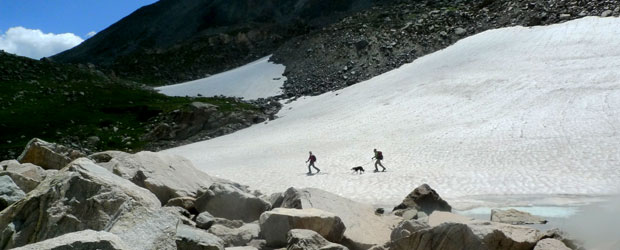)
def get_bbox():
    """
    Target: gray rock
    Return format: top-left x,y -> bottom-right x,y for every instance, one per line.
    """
166,196 -> 197,213
427,211 -> 544,250
454,27 -> 467,35
267,192 -> 285,208
17,138 -> 85,170
196,211 -> 216,230
225,247 -> 258,250
97,151 -> 223,204
208,223 -> 259,247
175,224 -> 225,250
0,175 -> 26,210
491,208 -> 547,225
280,187 -> 399,248
534,239 -> 571,250
12,230 -> 129,250
601,10 -> 613,17
259,208 -> 346,247
195,182 -> 271,223
393,184 -> 451,214
390,220 -> 430,241
287,229 -> 349,250
0,158 -> 162,249
0,160 -> 47,193
391,223 -> 483,250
